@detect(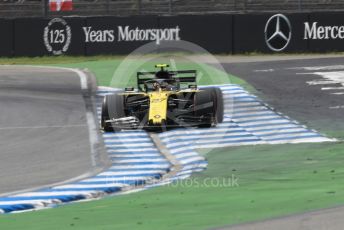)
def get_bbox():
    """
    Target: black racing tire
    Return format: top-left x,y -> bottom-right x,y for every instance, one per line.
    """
194,88 -> 215,128
194,87 -> 223,128
101,93 -> 125,132
214,87 -> 224,124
